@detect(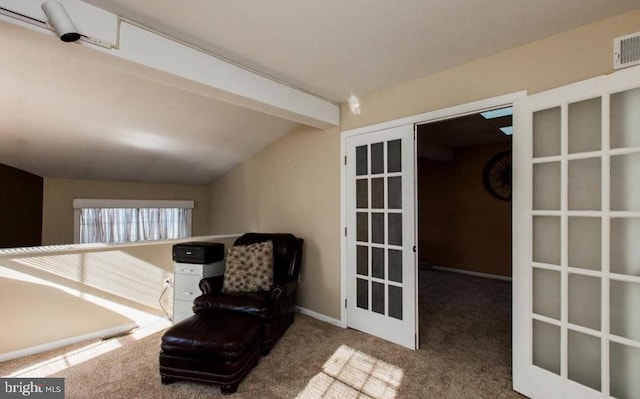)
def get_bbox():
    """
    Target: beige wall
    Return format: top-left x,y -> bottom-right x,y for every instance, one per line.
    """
0,276 -> 134,357
209,125 -> 341,318
0,235 -> 238,359
341,10 -> 640,131
418,142 -> 512,276
208,10 -> 640,320
42,178 -> 210,245
0,242 -> 171,358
